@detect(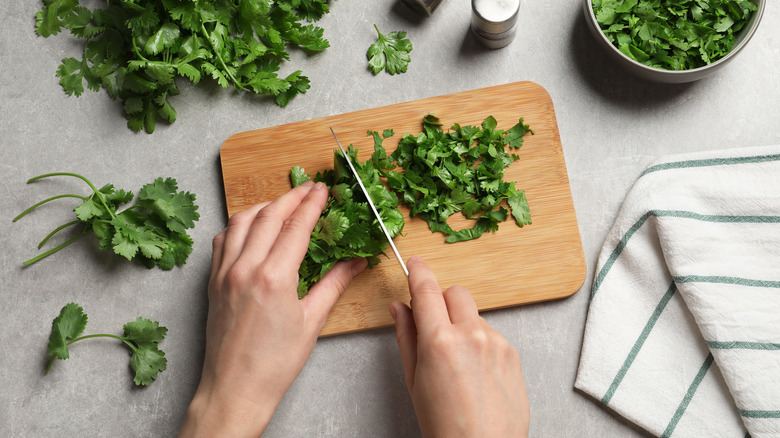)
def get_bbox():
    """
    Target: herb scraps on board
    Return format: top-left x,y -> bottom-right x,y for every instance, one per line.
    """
291,146 -> 405,297
592,0 -> 758,70
376,114 -> 533,243
14,172 -> 199,270
367,24 -> 413,75
291,114 -> 533,295
34,0 -> 331,133
46,303 -> 168,386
